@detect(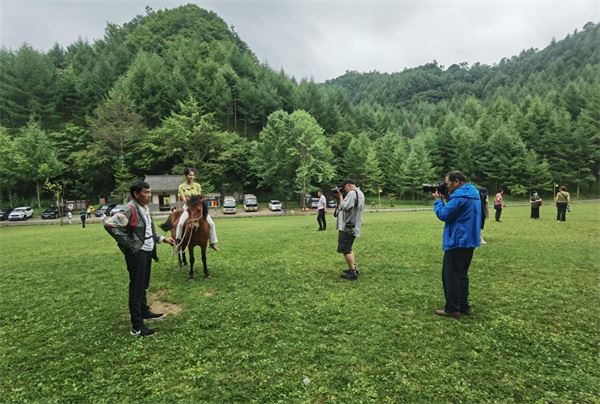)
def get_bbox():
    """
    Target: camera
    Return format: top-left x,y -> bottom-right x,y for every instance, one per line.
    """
331,185 -> 343,194
422,181 -> 448,195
